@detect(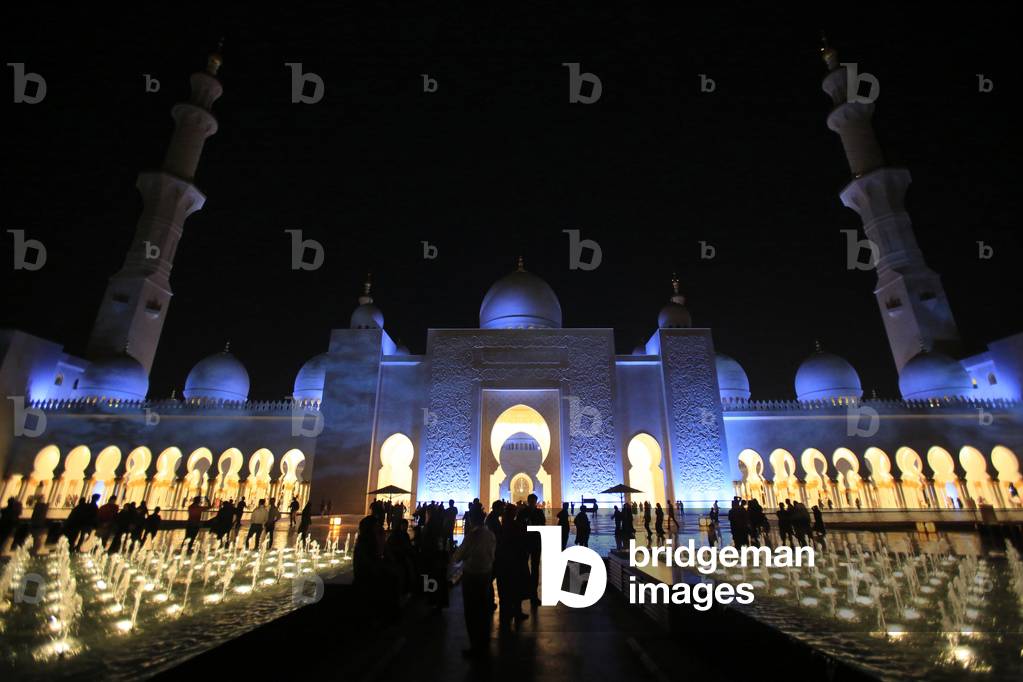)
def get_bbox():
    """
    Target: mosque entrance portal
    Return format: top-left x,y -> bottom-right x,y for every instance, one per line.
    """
481,391 -> 562,510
